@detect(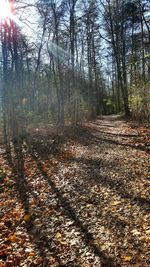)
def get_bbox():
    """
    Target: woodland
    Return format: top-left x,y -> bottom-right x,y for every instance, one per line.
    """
0,0 -> 150,266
